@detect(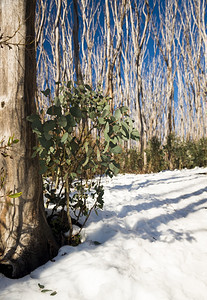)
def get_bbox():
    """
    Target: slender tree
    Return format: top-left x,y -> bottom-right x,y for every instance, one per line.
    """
153,0 -> 178,143
105,0 -> 127,111
129,0 -> 151,165
73,0 -> 83,84
179,0 -> 207,139
79,0 -> 101,87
